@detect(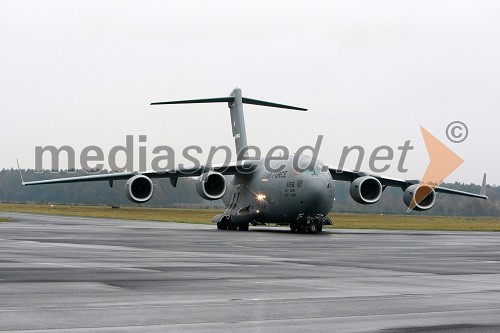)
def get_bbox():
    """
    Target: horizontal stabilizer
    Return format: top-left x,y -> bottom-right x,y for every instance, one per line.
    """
151,96 -> 307,111
151,97 -> 233,105
241,97 -> 307,111
151,88 -> 307,161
